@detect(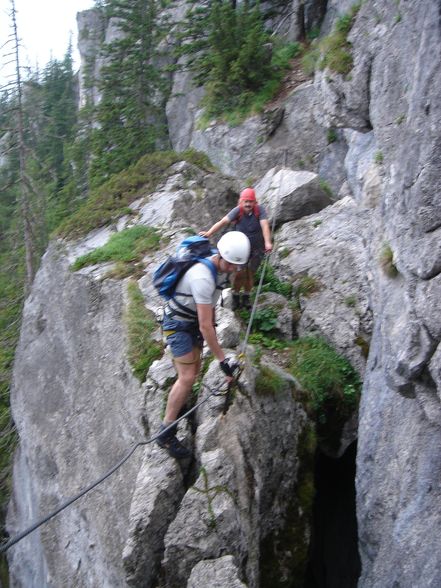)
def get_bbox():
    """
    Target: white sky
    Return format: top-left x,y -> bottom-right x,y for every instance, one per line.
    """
1,0 -> 95,84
